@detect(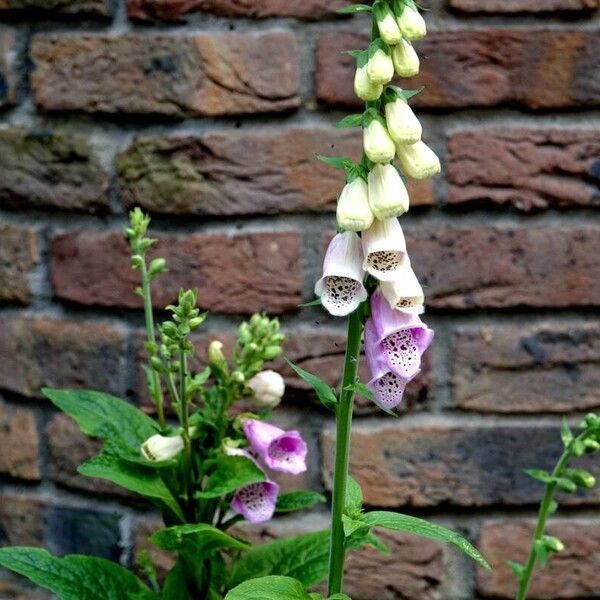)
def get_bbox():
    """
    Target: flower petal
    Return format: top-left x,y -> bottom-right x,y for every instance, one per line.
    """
265,431 -> 308,475
231,480 -> 280,524
362,218 -> 408,281
244,419 -> 284,457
